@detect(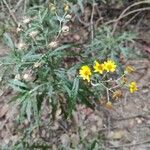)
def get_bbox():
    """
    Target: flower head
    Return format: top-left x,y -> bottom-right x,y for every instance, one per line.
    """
93,61 -> 104,74
121,77 -> 128,85
124,65 -> 135,74
49,3 -> 56,12
62,25 -> 69,33
105,101 -> 113,109
112,90 -> 122,100
79,65 -> 91,82
129,81 -> 138,93
104,60 -> 116,72
64,4 -> 69,12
